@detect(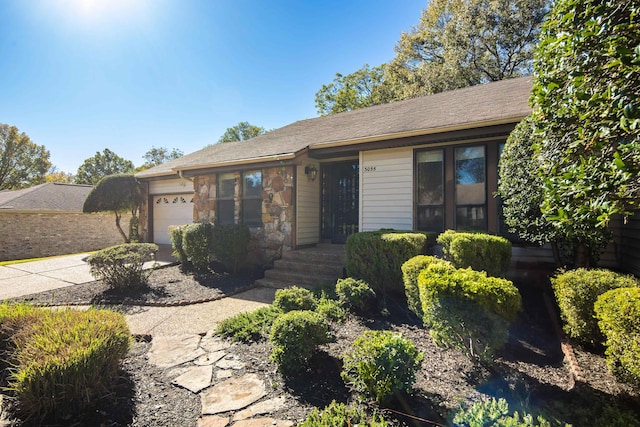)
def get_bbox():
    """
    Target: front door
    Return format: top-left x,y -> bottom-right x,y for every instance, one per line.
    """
321,161 -> 359,244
